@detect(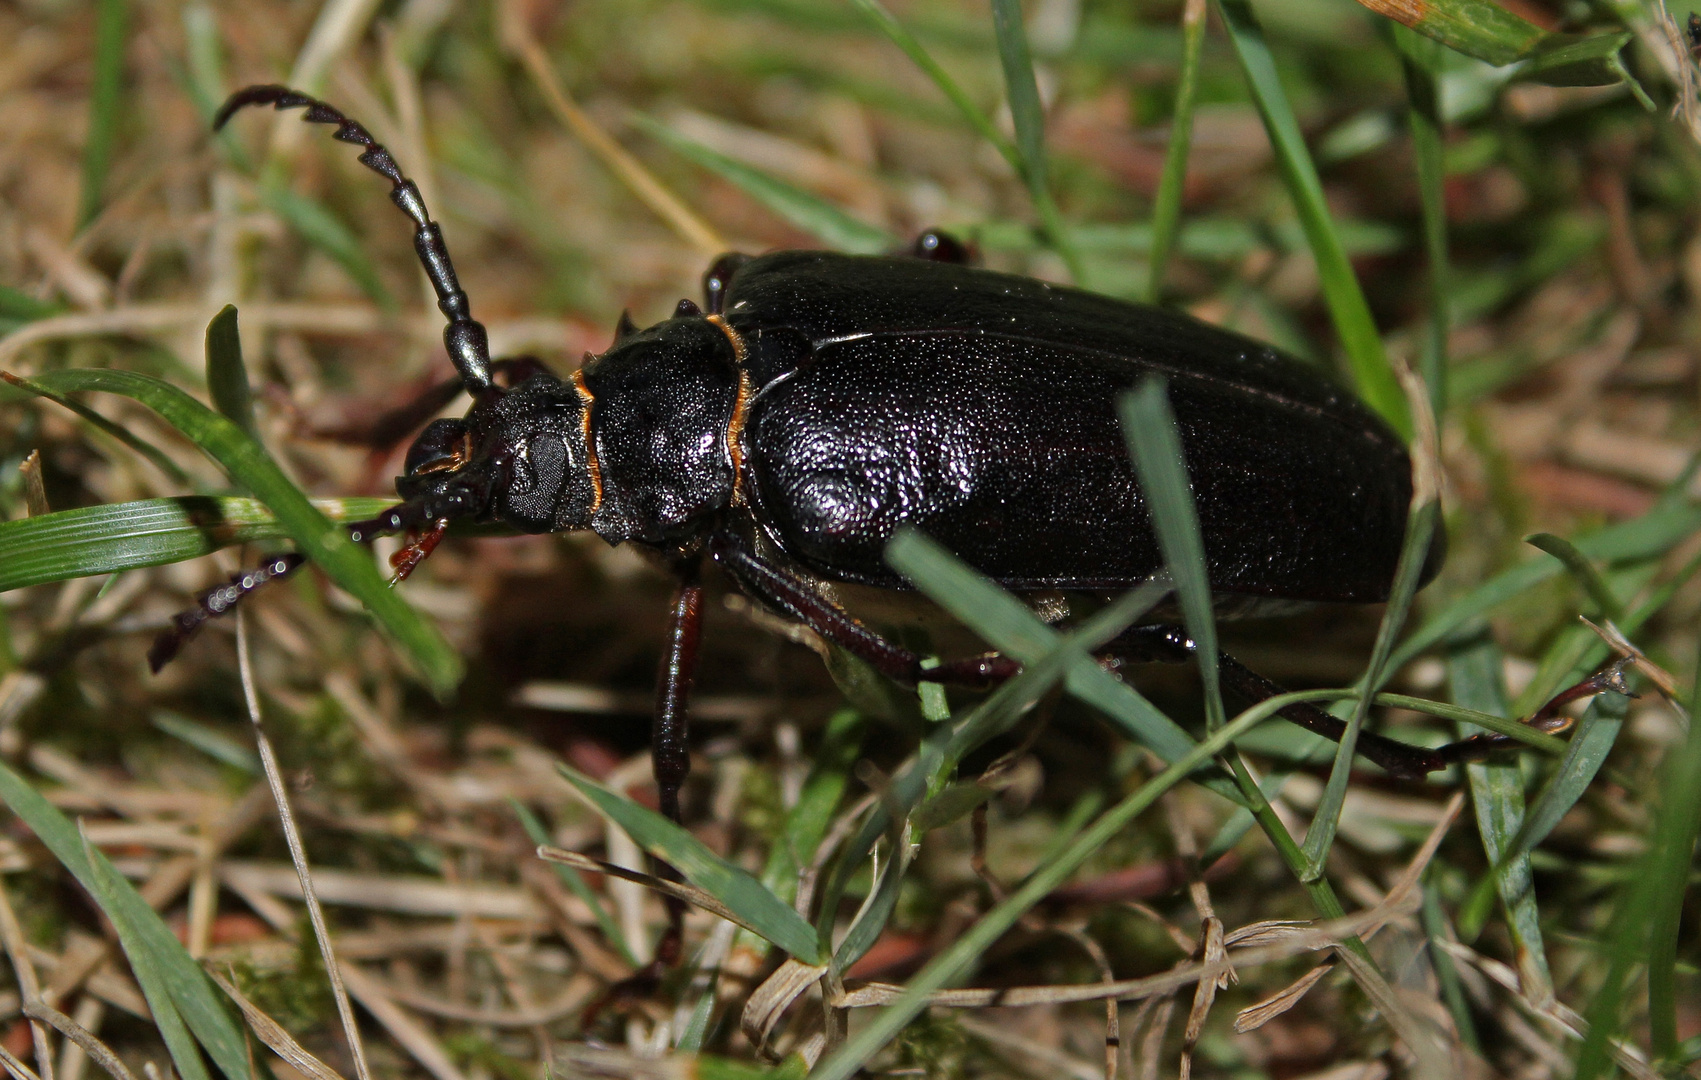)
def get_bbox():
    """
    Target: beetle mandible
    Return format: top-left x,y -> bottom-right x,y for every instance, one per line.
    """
201,85 -> 1496,833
